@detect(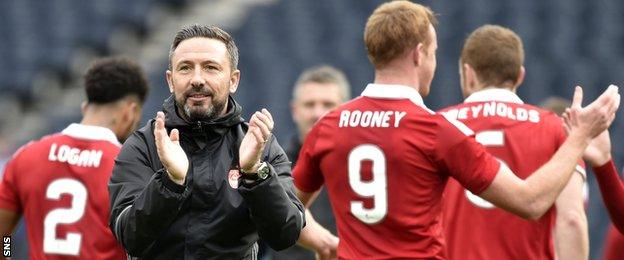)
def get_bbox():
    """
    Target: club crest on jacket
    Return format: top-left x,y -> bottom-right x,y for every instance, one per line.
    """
228,169 -> 241,189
